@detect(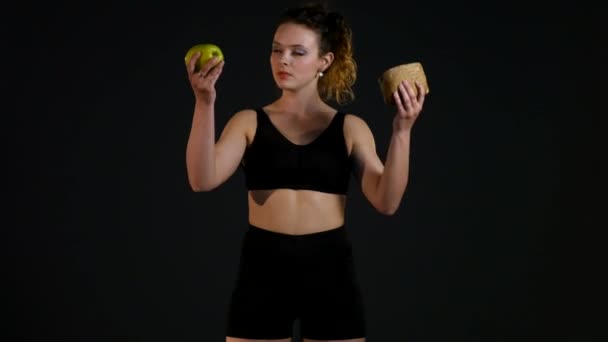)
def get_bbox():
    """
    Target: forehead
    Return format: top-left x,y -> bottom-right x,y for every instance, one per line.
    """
273,22 -> 319,48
